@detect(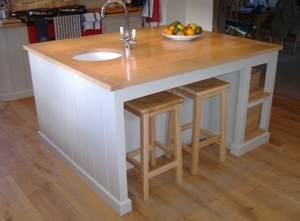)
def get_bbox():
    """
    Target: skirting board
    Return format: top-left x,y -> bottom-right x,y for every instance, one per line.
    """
230,132 -> 270,156
0,90 -> 34,101
38,131 -> 132,216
